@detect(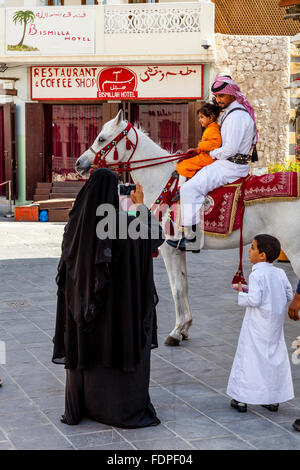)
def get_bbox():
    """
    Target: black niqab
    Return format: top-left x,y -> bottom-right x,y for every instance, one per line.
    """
52,168 -> 163,372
